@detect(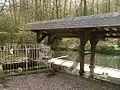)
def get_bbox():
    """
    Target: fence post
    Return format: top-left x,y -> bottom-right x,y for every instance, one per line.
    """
25,45 -> 28,72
